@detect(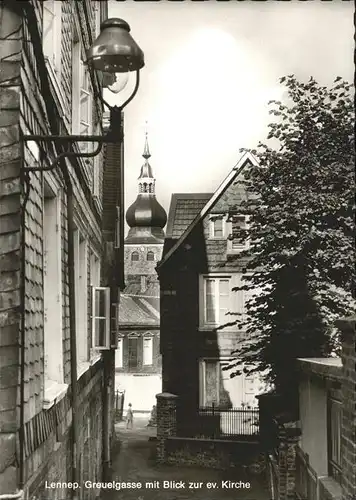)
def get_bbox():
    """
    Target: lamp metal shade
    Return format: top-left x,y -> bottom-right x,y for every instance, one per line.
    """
86,18 -> 144,73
